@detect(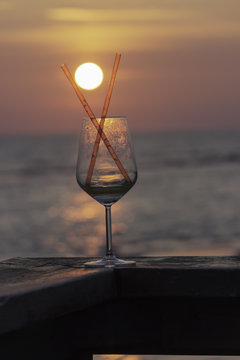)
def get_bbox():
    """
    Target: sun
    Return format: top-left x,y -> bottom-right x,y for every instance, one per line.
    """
75,63 -> 103,90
